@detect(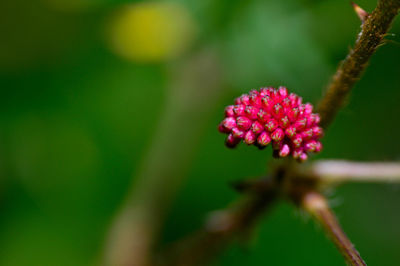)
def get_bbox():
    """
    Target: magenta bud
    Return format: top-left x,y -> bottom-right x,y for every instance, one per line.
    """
262,96 -> 274,110
292,134 -> 303,148
234,97 -> 241,105
222,117 -> 236,130
271,128 -> 284,141
304,103 -> 313,115
271,90 -> 281,103
313,114 -> 321,124
278,86 -> 288,98
249,89 -> 259,96
218,123 -> 229,133
245,106 -> 259,119
233,104 -> 246,116
236,116 -> 252,130
279,144 -> 290,157
287,108 -> 299,121
259,88 -> 270,97
232,127 -> 245,139
288,93 -> 298,106
257,109 -> 270,123
294,118 -> 307,130
304,140 -> 317,152
219,87 -> 323,159
314,141 -> 322,152
312,126 -> 323,138
265,119 -> 278,132
299,153 -> 308,162
280,116 -> 290,128
244,130 -> 256,145
240,94 -> 250,105
224,105 -> 235,117
251,121 -> 264,134
273,104 -> 284,118
301,128 -> 313,140
249,94 -> 261,107
285,126 -> 296,138
226,134 -> 240,148
257,131 -> 271,146
281,98 -> 291,109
